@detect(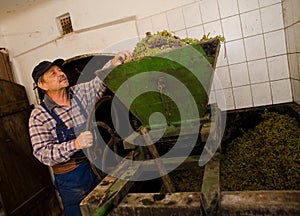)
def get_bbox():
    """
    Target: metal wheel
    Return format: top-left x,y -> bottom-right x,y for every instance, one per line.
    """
86,94 -> 131,177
